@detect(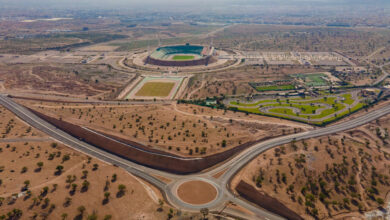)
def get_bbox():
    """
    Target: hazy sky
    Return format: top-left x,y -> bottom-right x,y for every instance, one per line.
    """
1,0 -> 389,11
